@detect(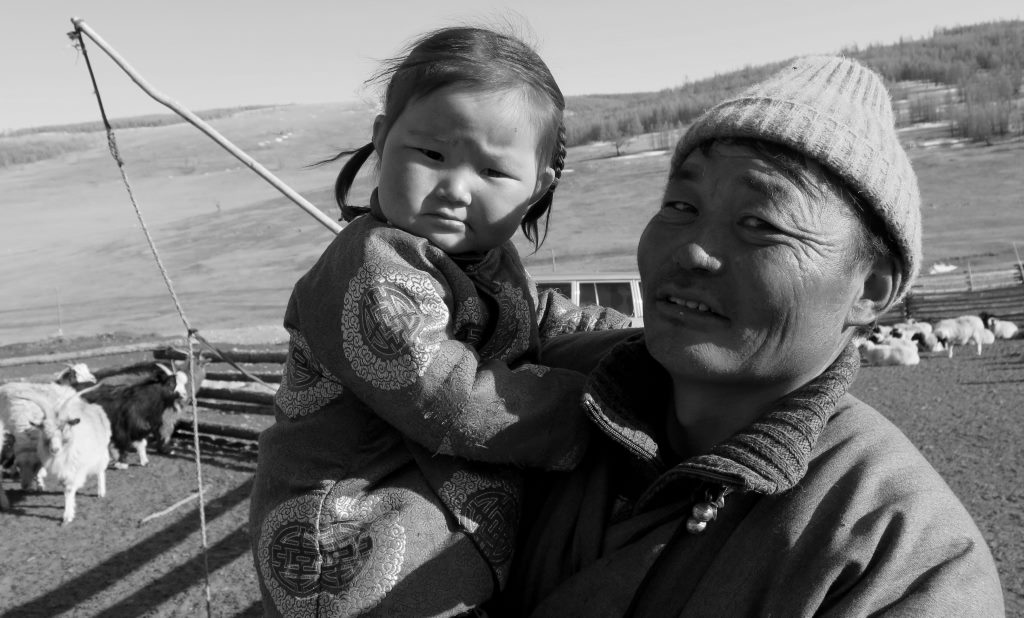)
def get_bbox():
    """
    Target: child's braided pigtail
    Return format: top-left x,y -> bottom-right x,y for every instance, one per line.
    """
334,142 -> 376,222
521,123 -> 567,250
311,142 -> 376,222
